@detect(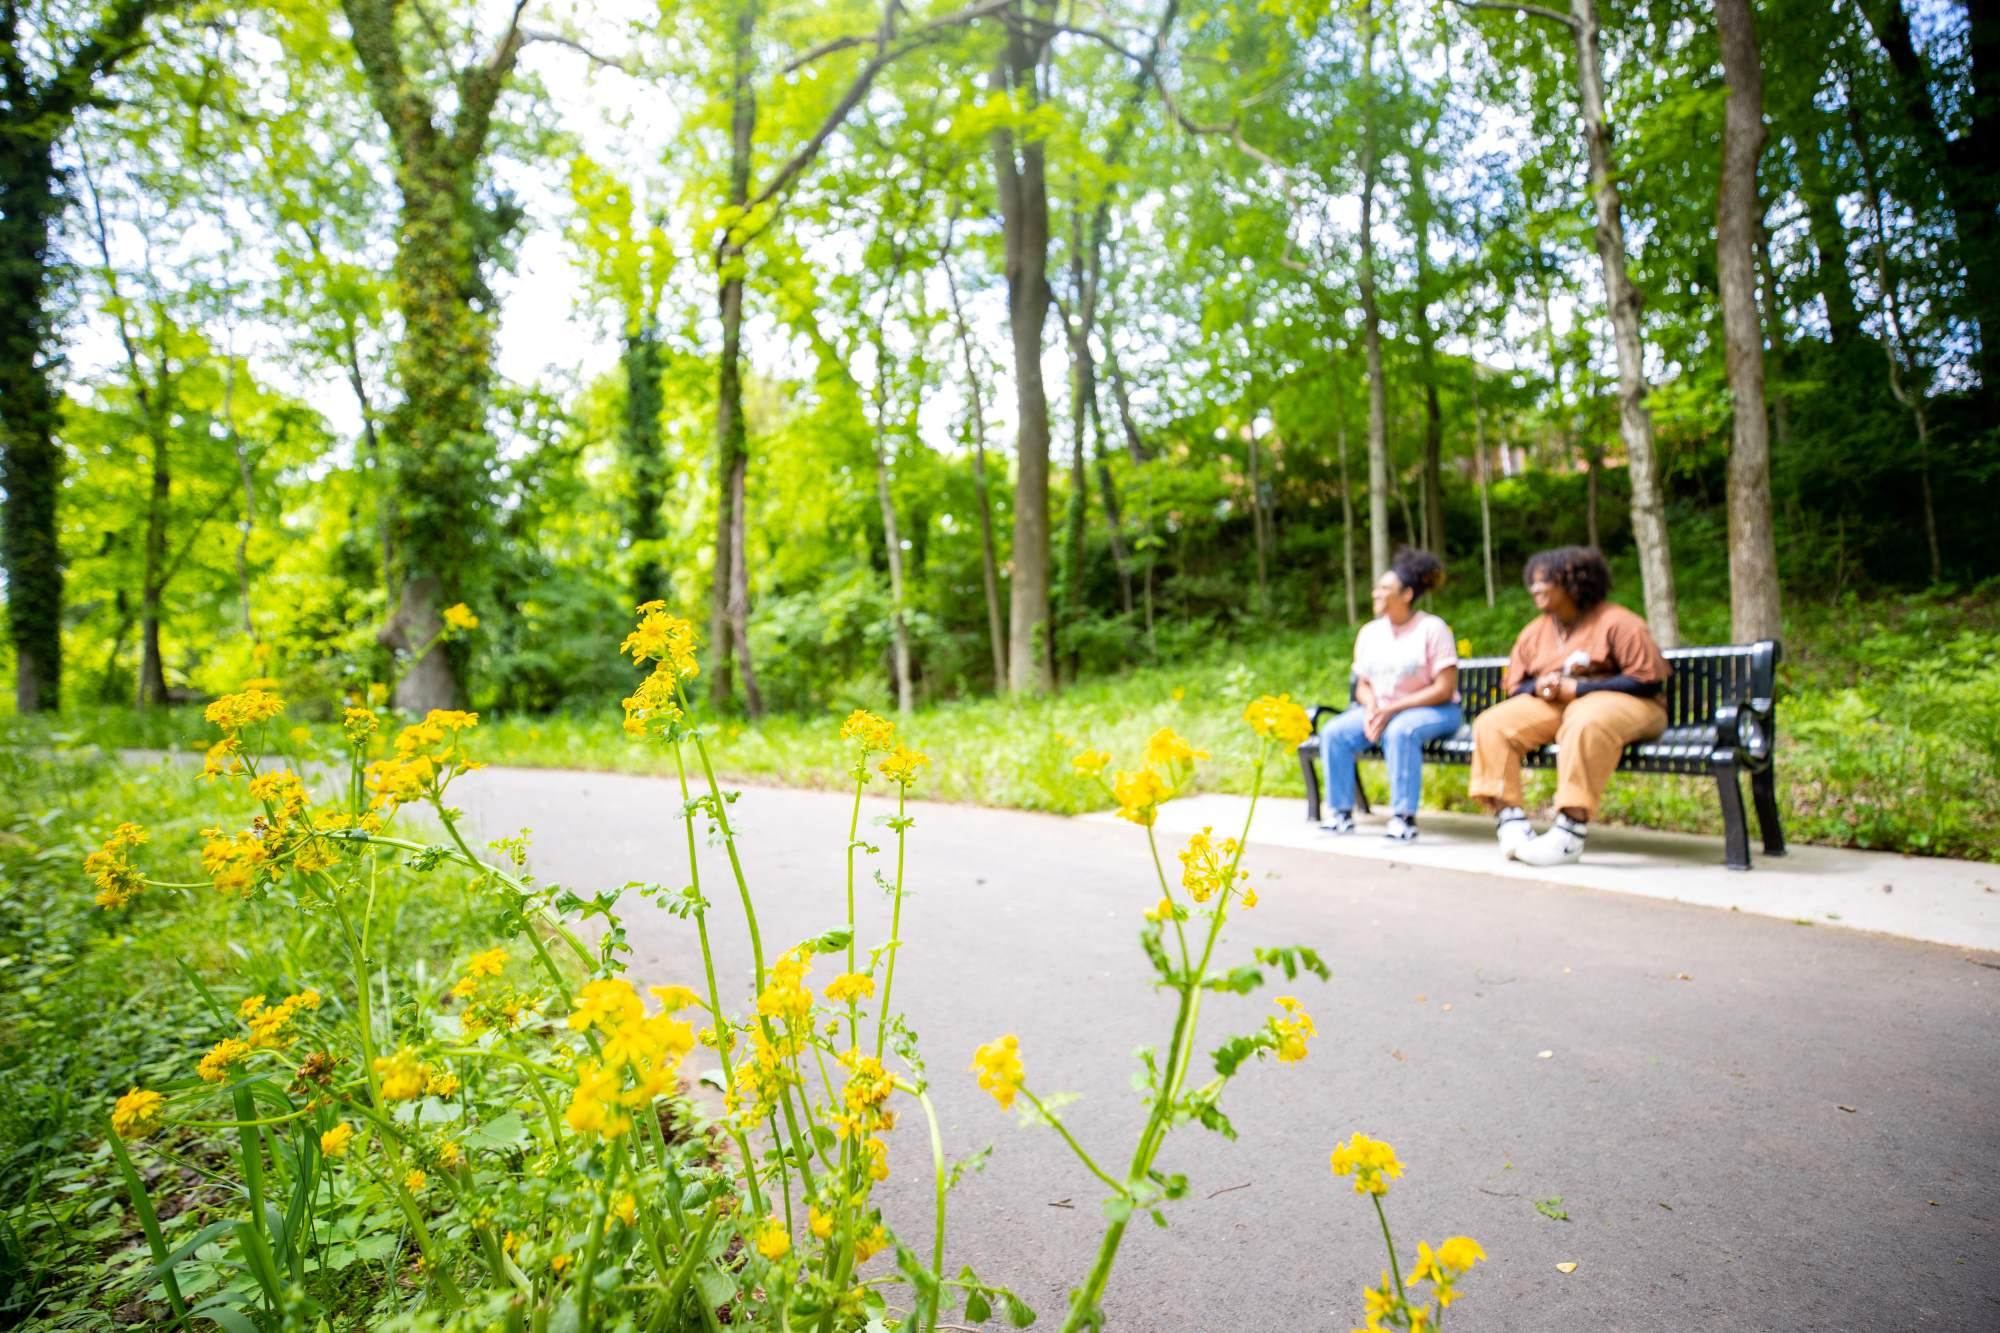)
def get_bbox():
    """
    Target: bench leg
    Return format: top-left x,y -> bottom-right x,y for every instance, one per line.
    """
1714,756 -> 1751,871
1354,762 -> 1371,816
1751,767 -> 1786,856
1299,746 -> 1322,824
